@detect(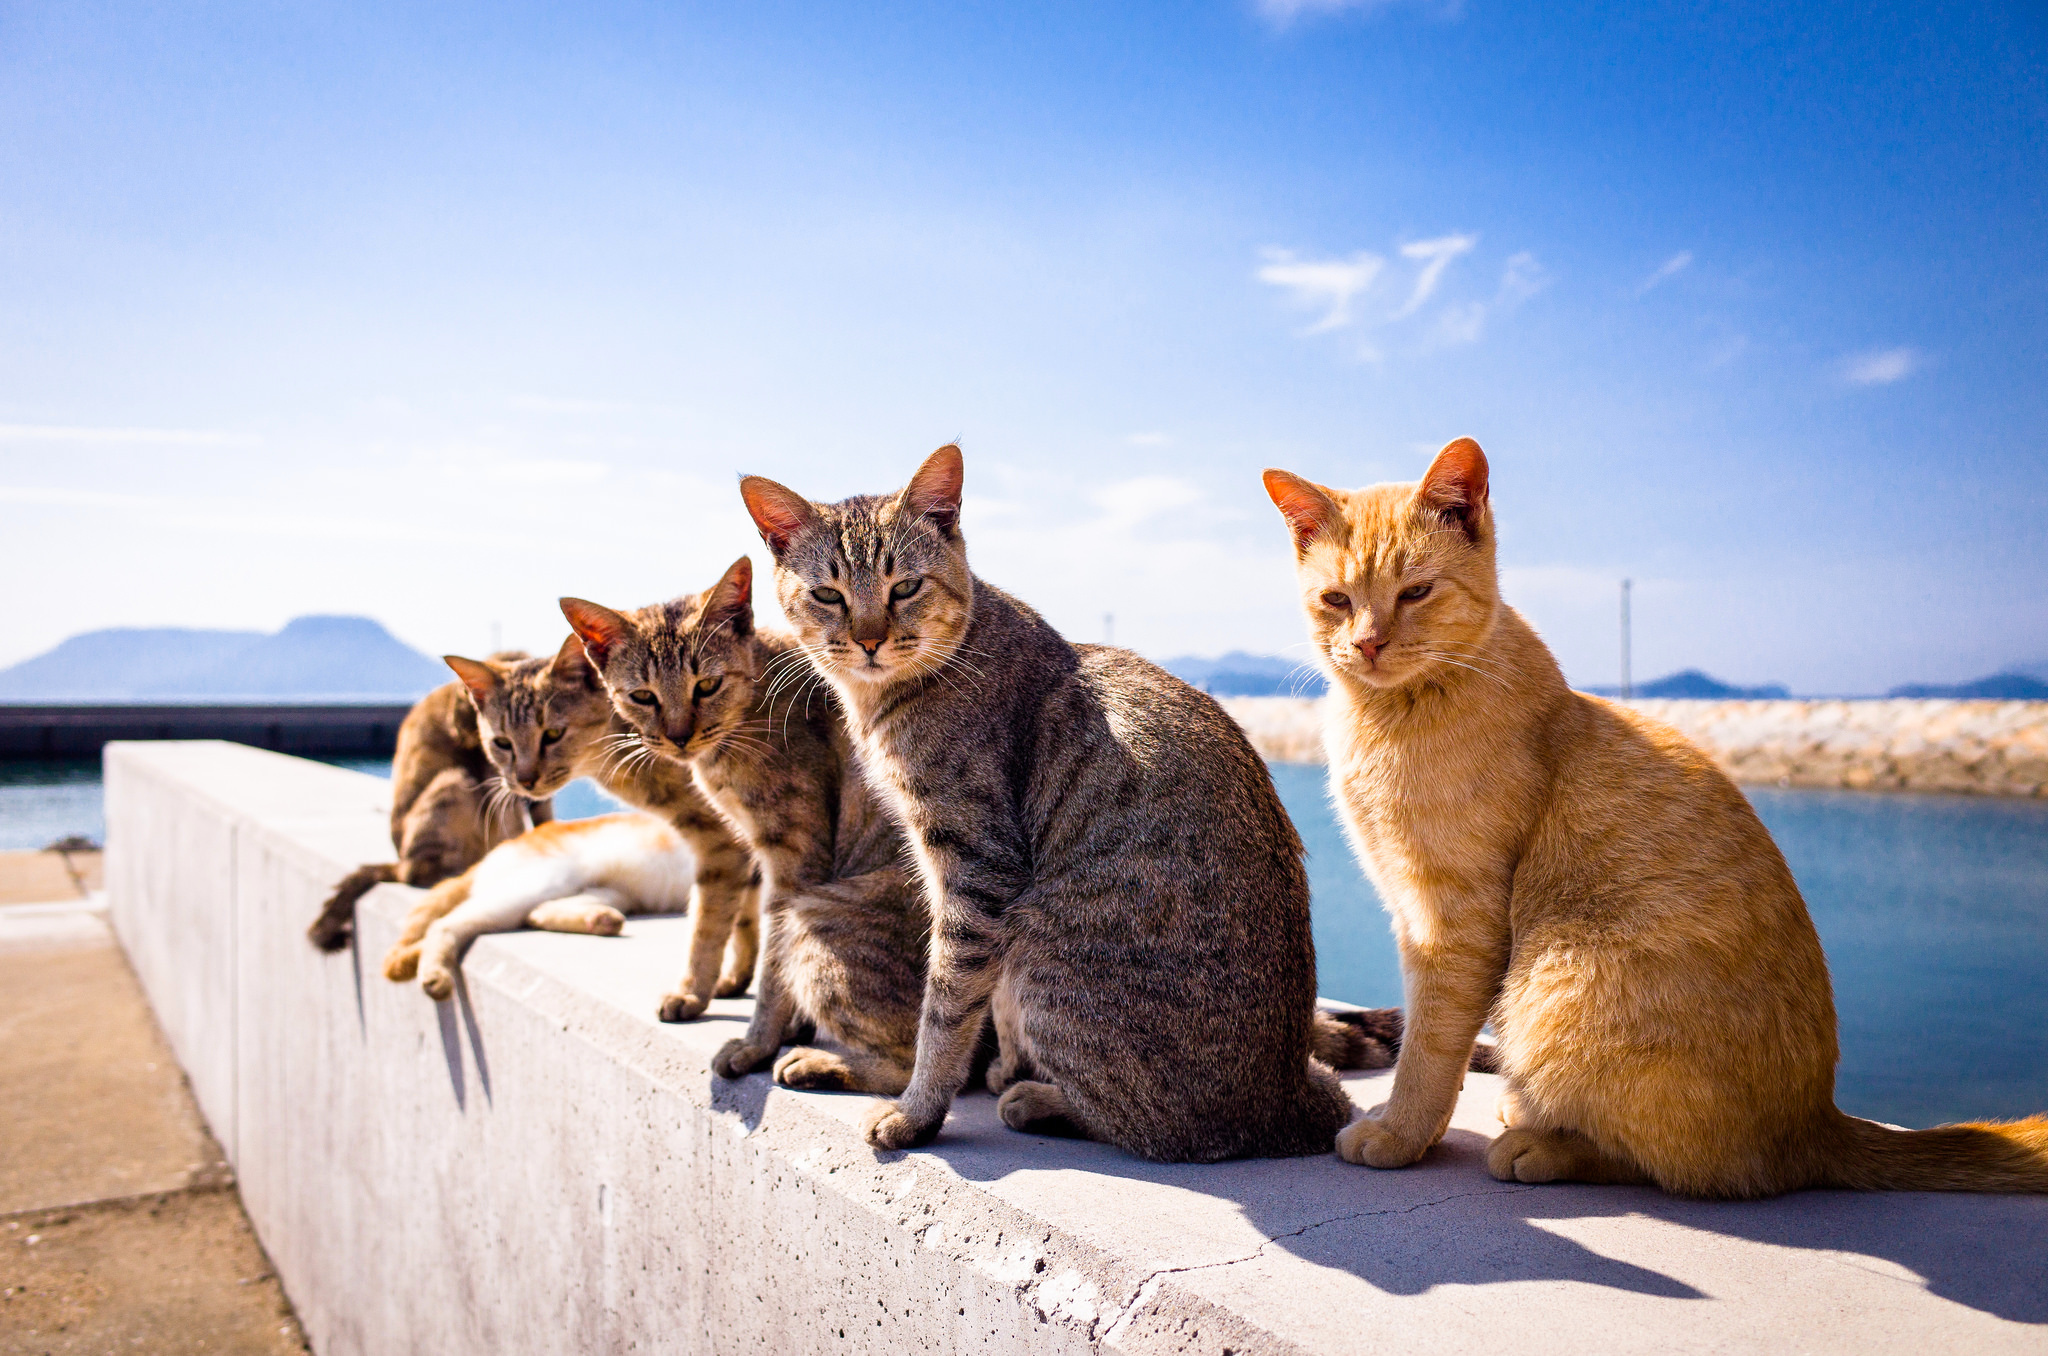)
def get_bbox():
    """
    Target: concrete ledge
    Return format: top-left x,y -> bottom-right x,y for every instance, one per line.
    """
105,741 -> 2048,1354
